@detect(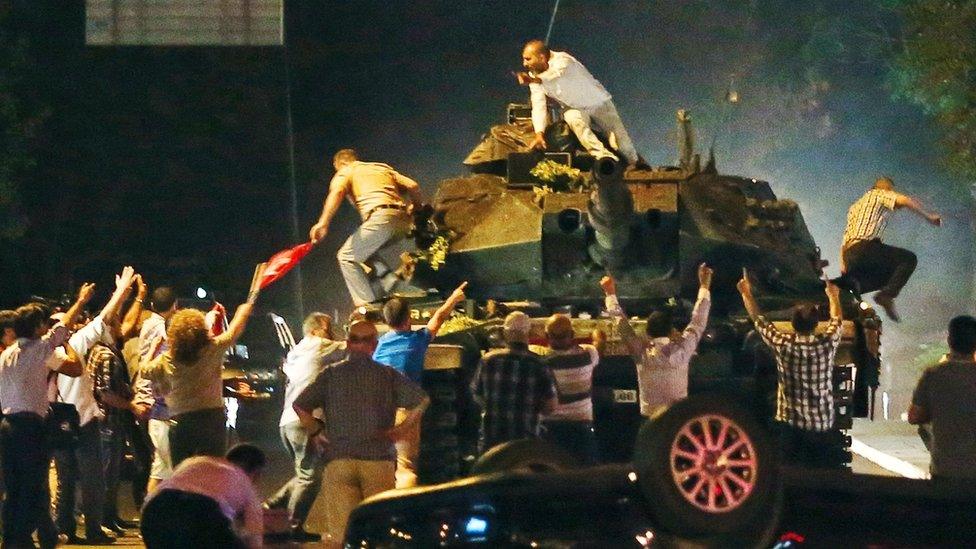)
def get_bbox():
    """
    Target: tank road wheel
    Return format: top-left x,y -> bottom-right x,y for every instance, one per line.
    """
471,439 -> 581,475
634,393 -> 780,538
